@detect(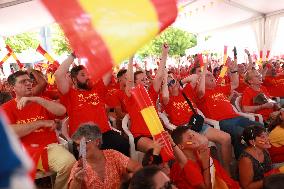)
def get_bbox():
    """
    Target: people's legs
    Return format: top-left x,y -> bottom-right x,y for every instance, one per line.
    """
219,117 -> 246,159
136,137 -> 155,153
47,144 -> 76,189
101,130 -> 130,156
204,126 -> 232,173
